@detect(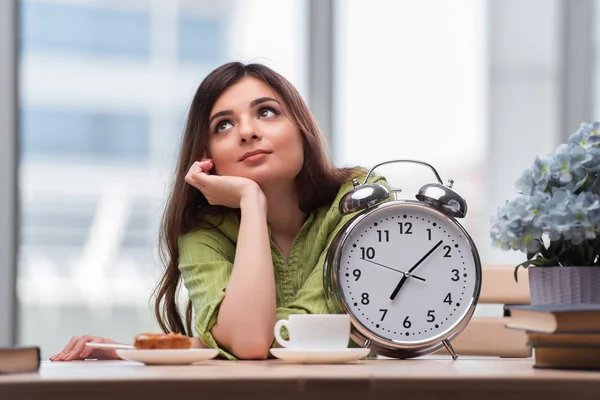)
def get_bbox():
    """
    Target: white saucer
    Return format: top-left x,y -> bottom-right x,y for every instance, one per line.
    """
269,348 -> 370,364
116,349 -> 219,365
